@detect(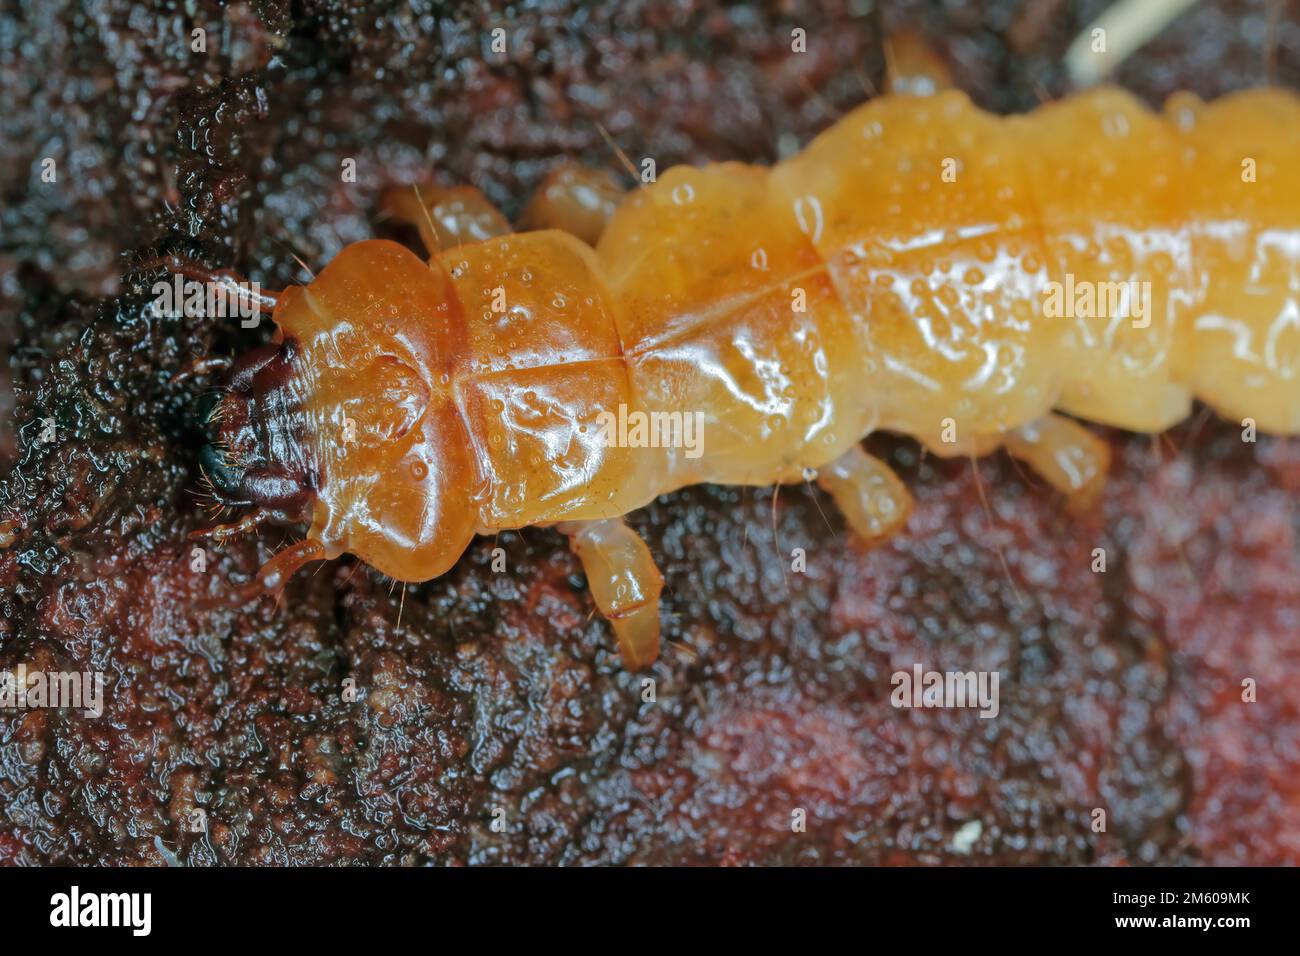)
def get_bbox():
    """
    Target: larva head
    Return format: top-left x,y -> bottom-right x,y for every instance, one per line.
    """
201,340 -> 317,524
206,240 -> 479,583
